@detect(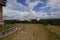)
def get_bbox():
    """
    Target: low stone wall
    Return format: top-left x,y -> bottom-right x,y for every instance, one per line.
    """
0,26 -> 24,38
